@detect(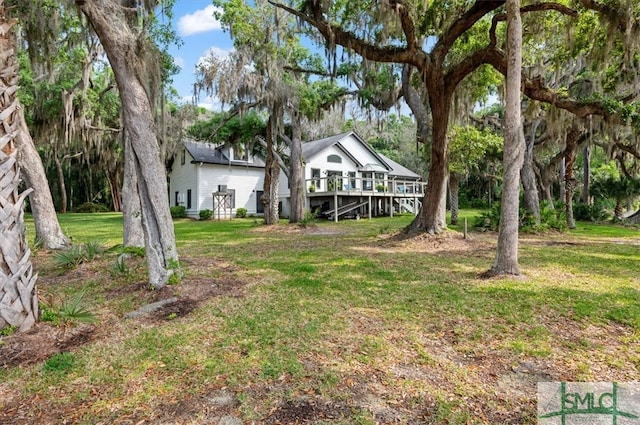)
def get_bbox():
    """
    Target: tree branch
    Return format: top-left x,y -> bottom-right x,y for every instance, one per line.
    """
483,46 -> 620,120
490,2 -> 578,45
384,0 -> 418,51
578,0 -> 632,33
435,1 -> 504,63
256,135 -> 288,177
269,0 -> 428,68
